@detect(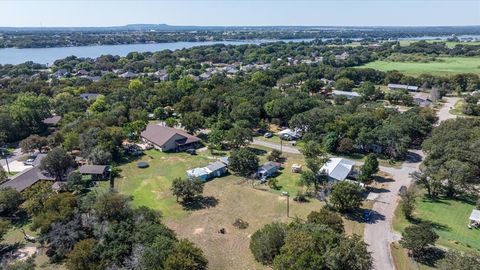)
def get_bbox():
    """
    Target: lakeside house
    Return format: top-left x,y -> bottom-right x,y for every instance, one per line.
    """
320,158 -> 356,182
387,83 -> 419,92
140,124 -> 201,152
